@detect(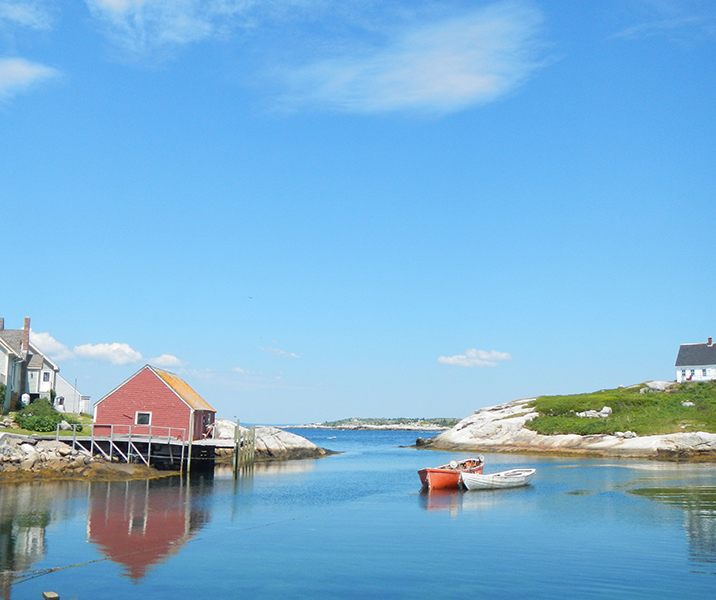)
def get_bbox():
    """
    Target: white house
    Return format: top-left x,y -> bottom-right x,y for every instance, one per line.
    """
54,374 -> 92,415
1,317 -> 89,413
675,337 -> 716,383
